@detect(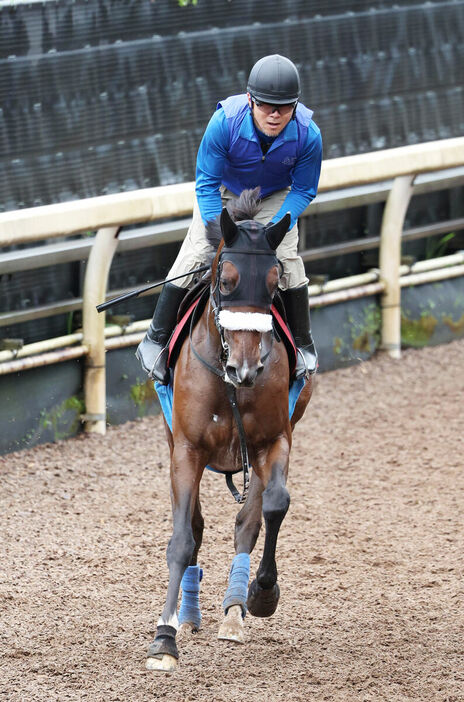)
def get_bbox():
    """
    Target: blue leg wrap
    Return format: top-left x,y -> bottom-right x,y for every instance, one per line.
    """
222,553 -> 250,617
178,565 -> 203,630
